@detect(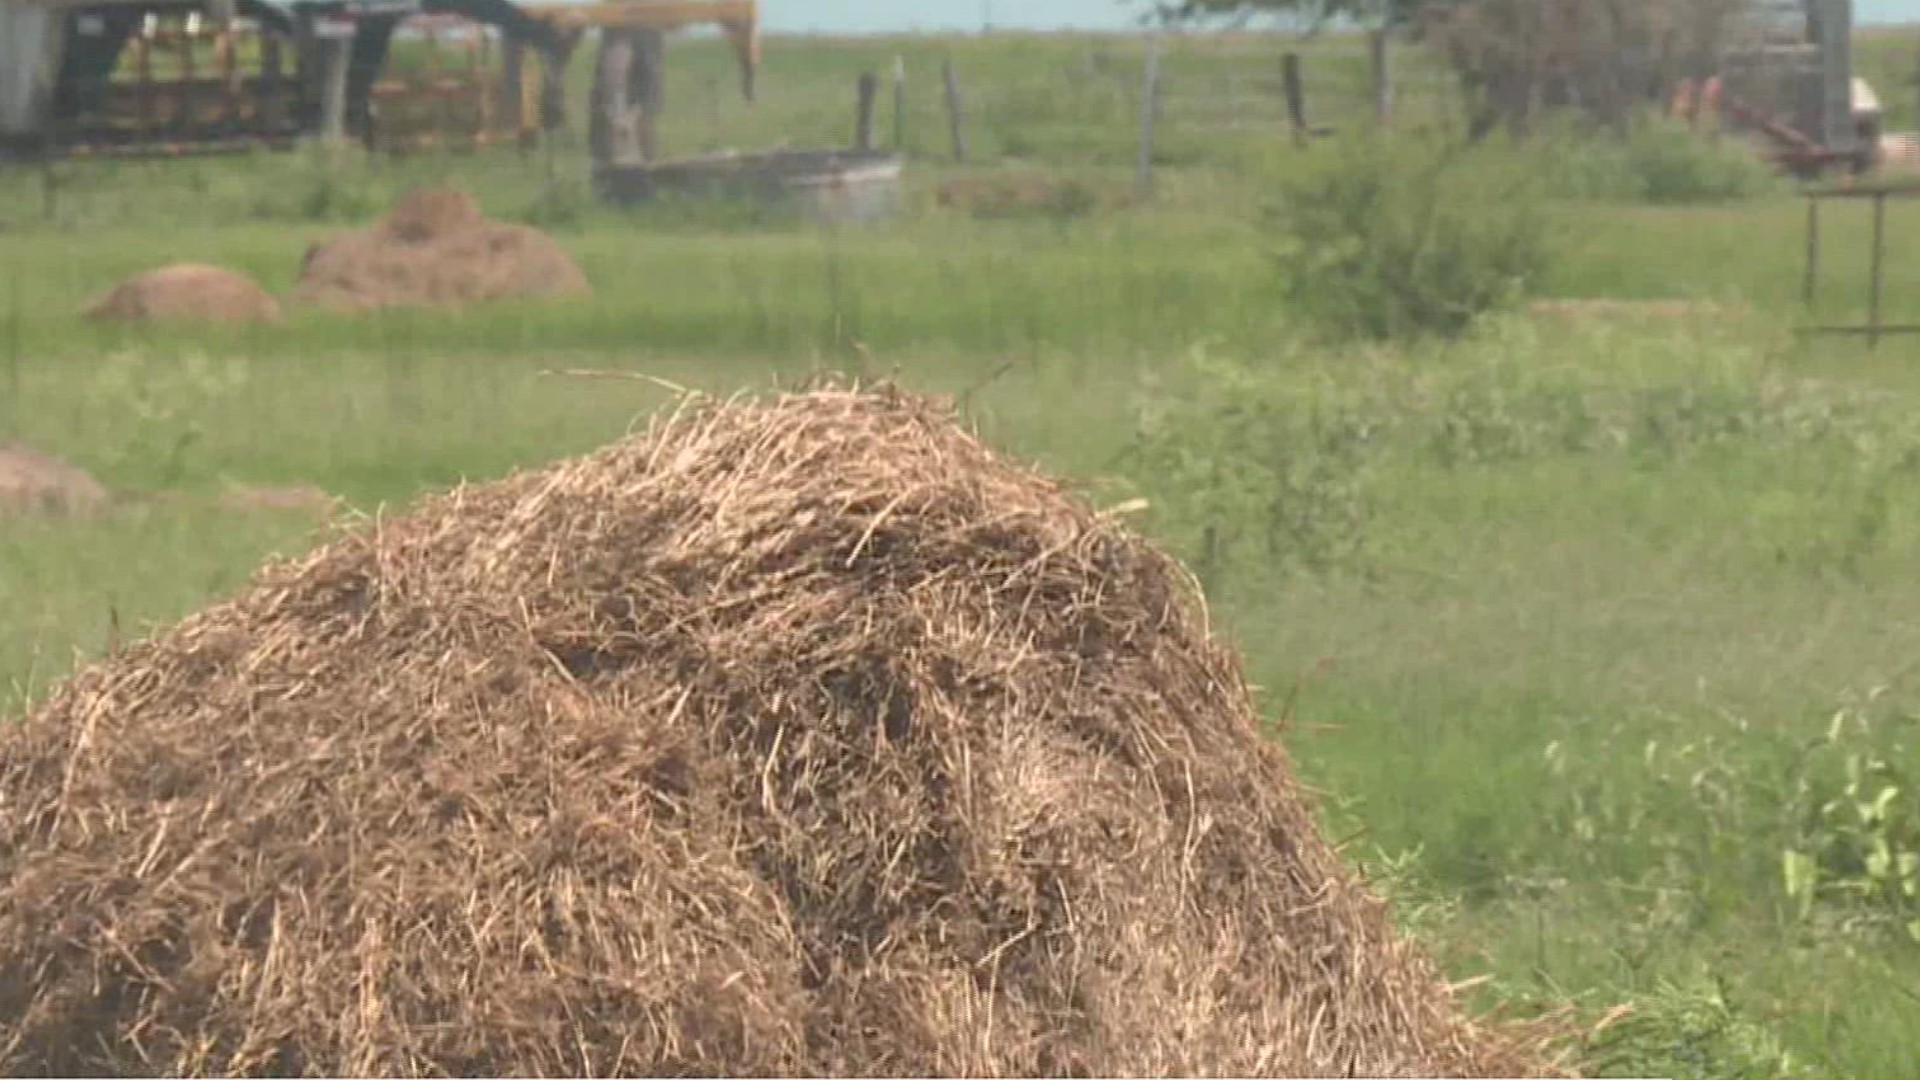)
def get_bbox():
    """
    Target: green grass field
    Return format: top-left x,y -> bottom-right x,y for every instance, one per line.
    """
5,26 -> 1920,1079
